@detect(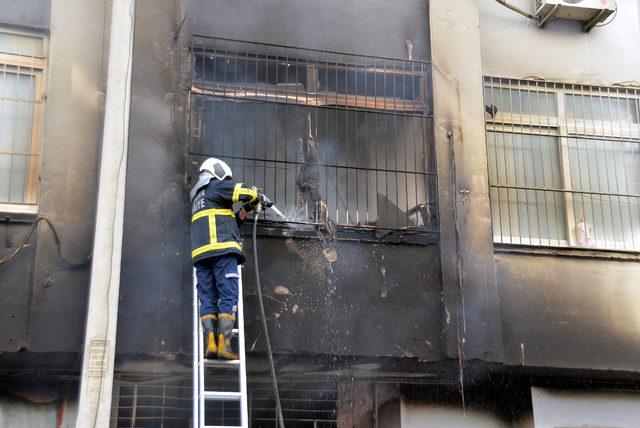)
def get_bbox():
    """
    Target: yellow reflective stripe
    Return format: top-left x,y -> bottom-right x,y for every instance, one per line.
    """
191,208 -> 242,259
232,183 -> 258,204
191,208 -> 235,222
209,212 -> 217,247
232,183 -> 242,204
200,314 -> 218,321
192,241 -> 242,259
